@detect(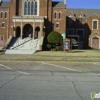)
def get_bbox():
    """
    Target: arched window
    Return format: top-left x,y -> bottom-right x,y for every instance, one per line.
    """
28,2 -> 30,15
24,2 -> 27,15
23,0 -> 38,16
34,1 -> 37,15
5,12 -> 7,18
31,2 -> 34,15
58,12 -> 62,19
54,12 -> 57,19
